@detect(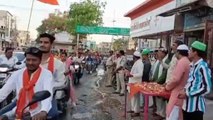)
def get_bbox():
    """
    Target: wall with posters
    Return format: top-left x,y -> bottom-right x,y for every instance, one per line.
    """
130,1 -> 176,38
